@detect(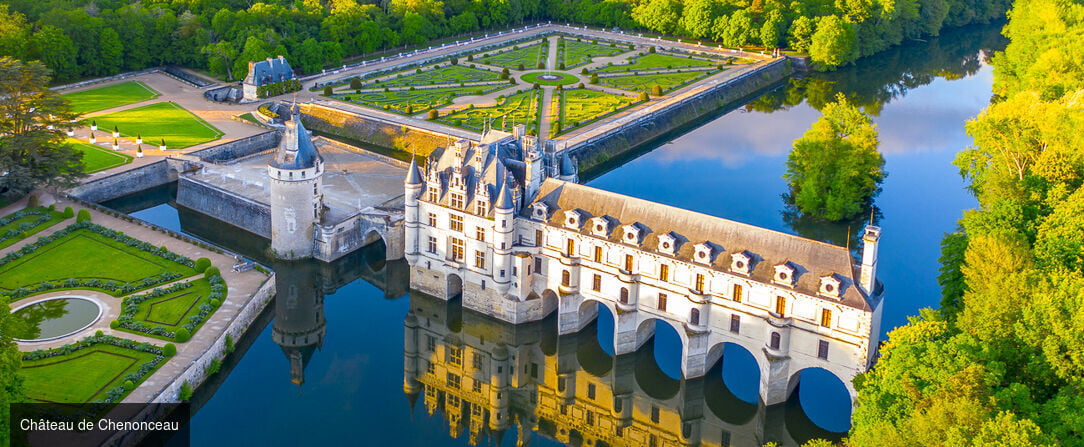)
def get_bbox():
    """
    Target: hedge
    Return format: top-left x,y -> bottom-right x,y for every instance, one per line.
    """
114,275 -> 227,341
22,335 -> 165,404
